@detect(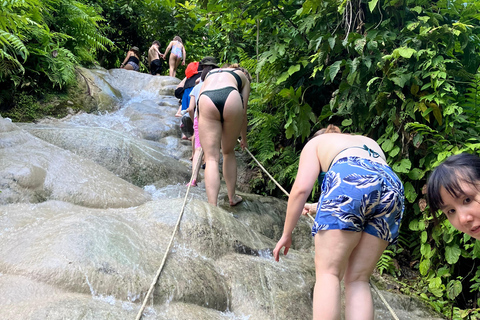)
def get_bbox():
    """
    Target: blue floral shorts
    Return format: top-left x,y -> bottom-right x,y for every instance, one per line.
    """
312,157 -> 404,244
